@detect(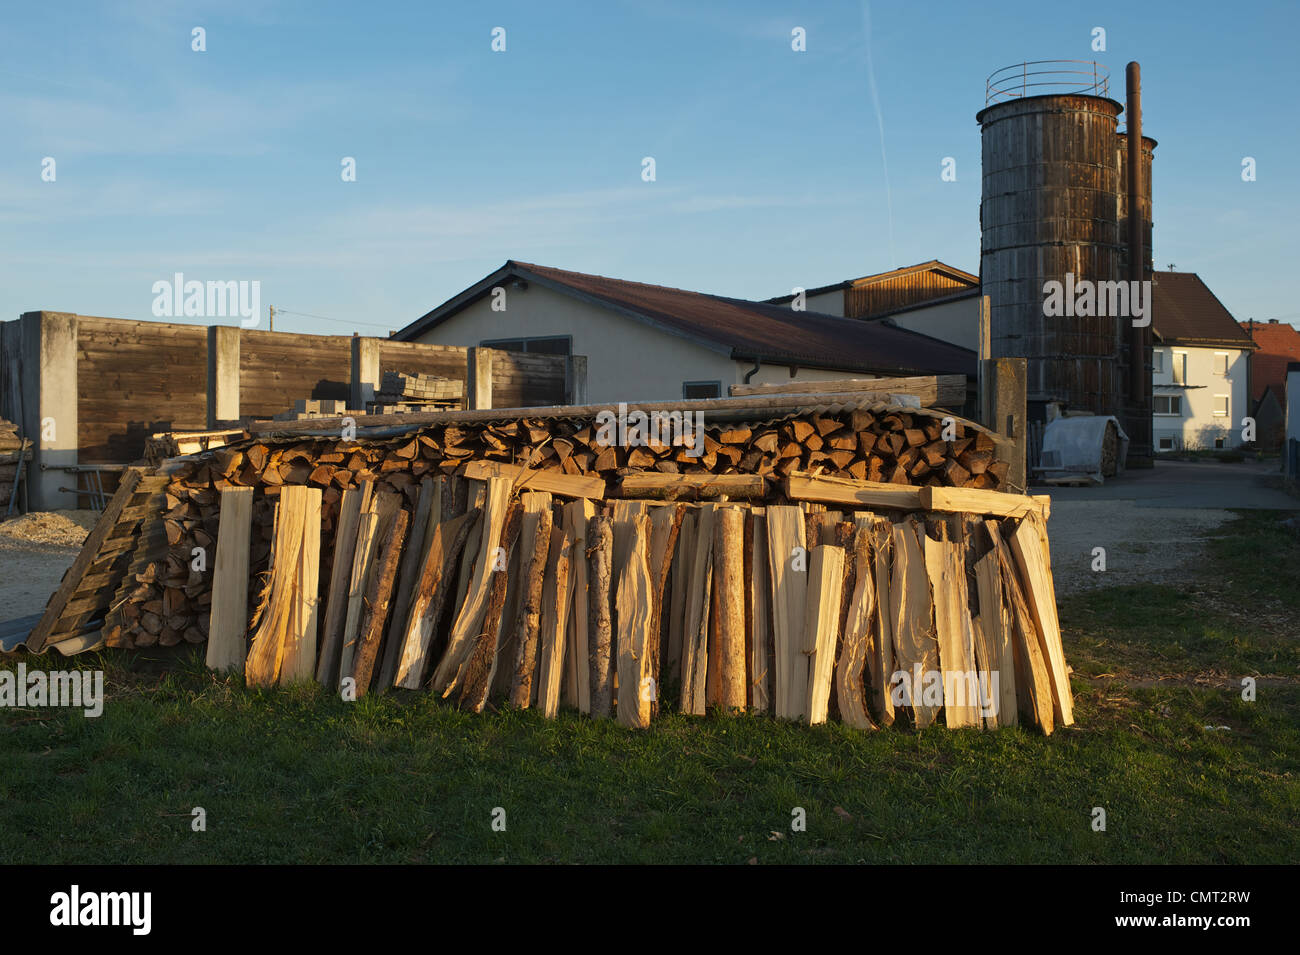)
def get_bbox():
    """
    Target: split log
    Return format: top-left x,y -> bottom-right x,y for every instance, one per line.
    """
804,544 -> 845,725
973,539 -> 1017,728
765,505 -> 808,720
890,518 -> 939,728
680,504 -> 716,715
586,514 -> 615,718
835,525 -> 877,730
352,509 -> 410,697
536,526 -> 573,719
376,476 -> 438,689
710,506 -> 747,710
615,512 -> 654,728
509,493 -> 554,708
562,499 -> 596,713
316,484 -> 365,687
988,521 -> 1054,734
1007,514 -> 1073,725
457,501 -> 524,713
749,510 -> 773,712
923,524 -> 979,729
206,487 -> 253,674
